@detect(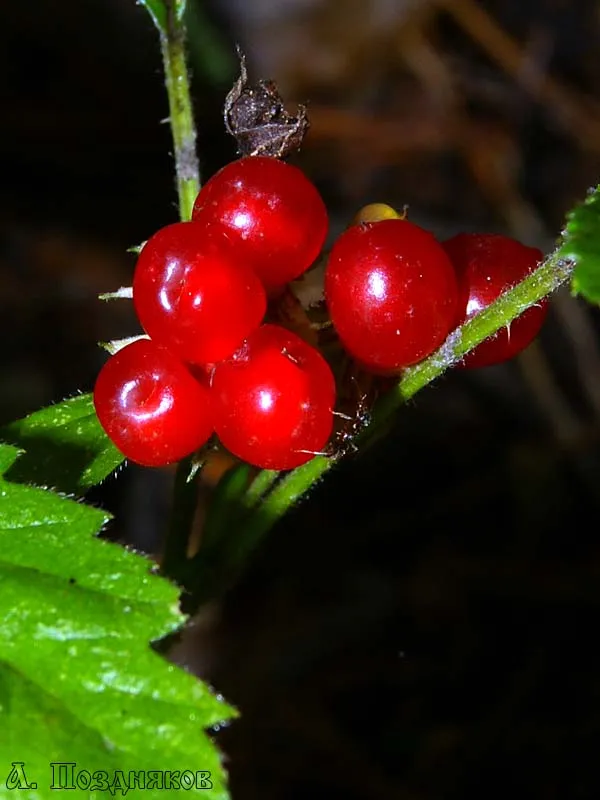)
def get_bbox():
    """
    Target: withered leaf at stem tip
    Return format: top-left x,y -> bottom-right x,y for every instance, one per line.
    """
224,45 -> 309,160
